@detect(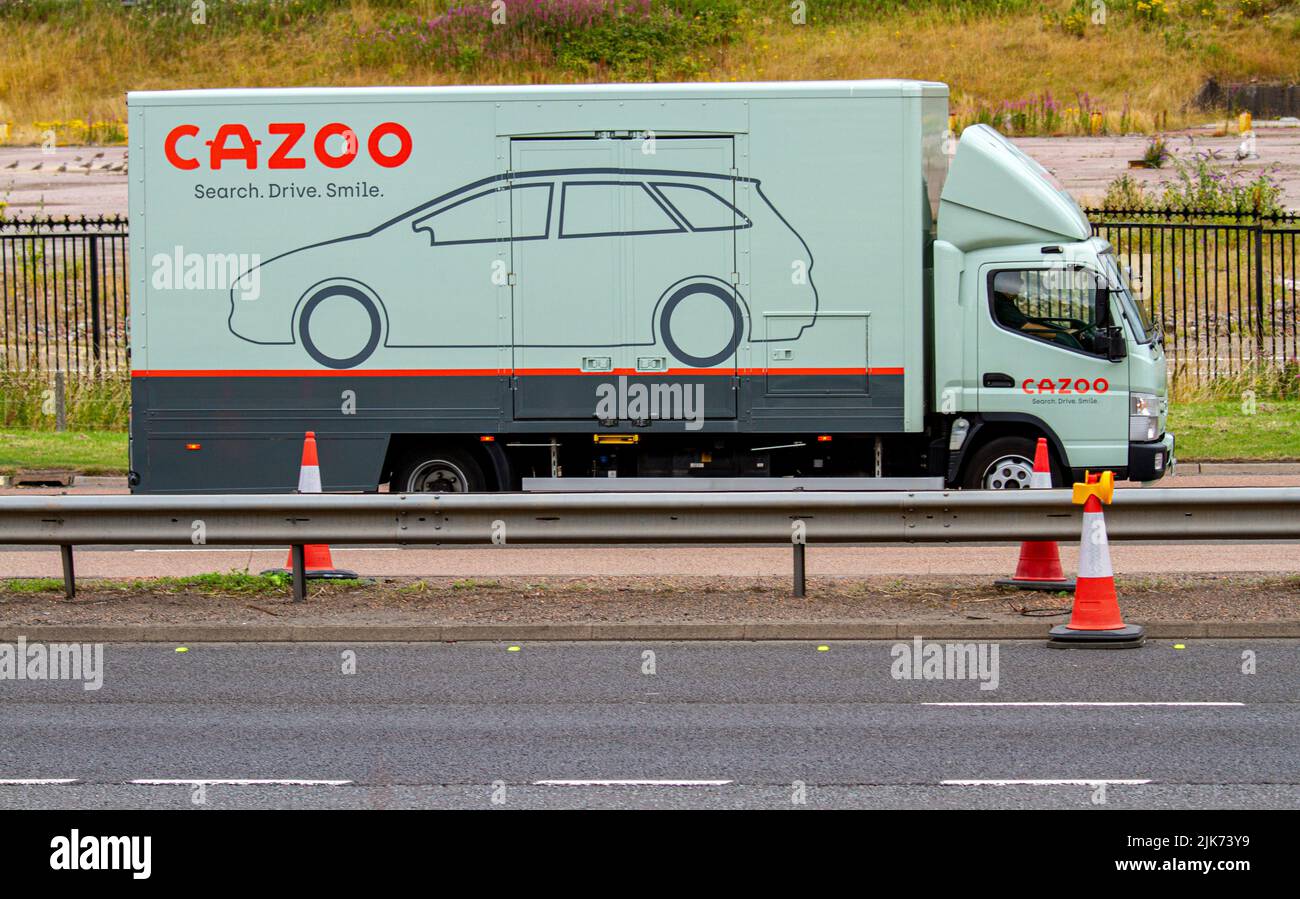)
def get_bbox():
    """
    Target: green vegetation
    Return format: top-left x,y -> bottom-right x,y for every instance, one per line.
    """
0,429 -> 127,474
0,372 -> 129,430
0,571 -> 367,595
1169,398 -> 1300,459
2,1 -> 1300,142
1101,152 -> 1288,215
